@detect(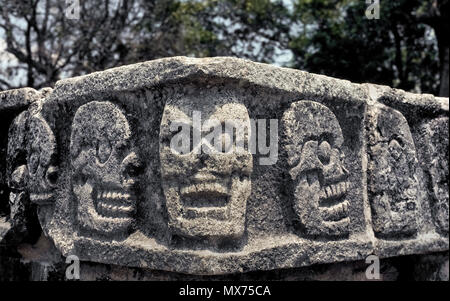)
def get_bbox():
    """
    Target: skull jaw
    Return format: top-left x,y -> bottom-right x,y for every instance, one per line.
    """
163,176 -> 250,247
293,172 -> 350,238
28,164 -> 58,206
74,181 -> 134,238
370,194 -> 418,238
29,188 -> 54,206
372,212 -> 417,239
